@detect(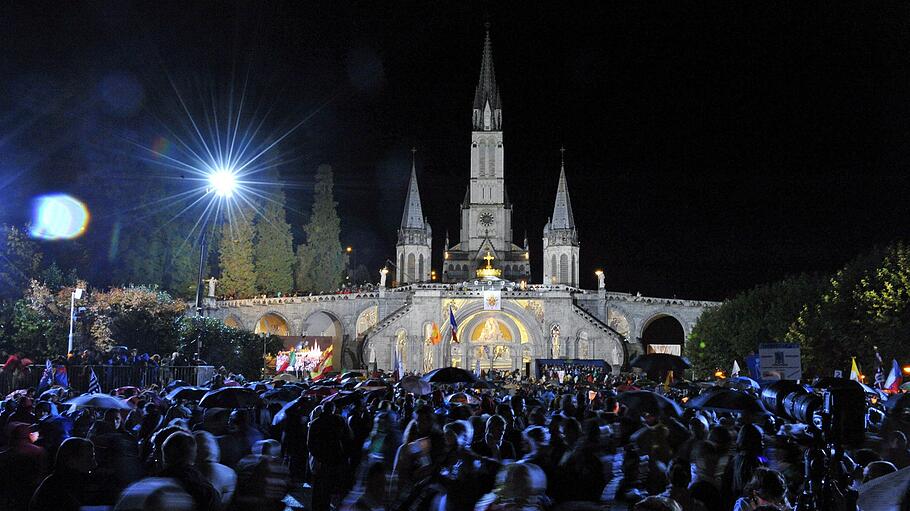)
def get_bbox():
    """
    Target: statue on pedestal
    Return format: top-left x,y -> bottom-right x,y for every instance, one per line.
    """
207,277 -> 218,297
